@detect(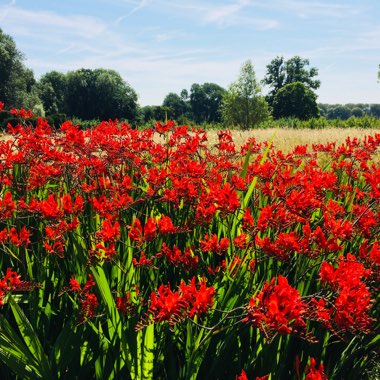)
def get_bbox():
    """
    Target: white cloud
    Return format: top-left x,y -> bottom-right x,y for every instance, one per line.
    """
0,6 -> 107,39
